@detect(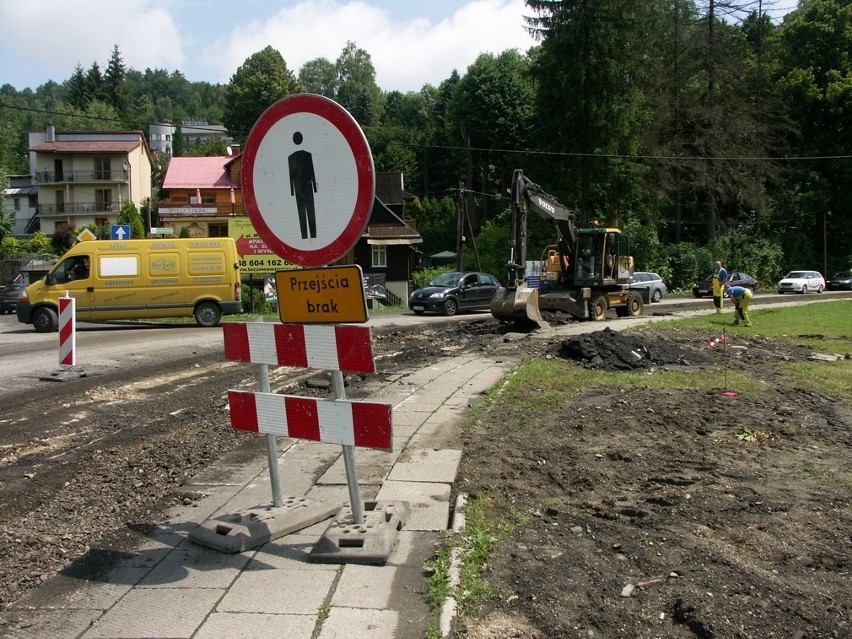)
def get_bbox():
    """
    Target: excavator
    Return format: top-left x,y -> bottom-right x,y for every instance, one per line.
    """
490,169 -> 643,327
